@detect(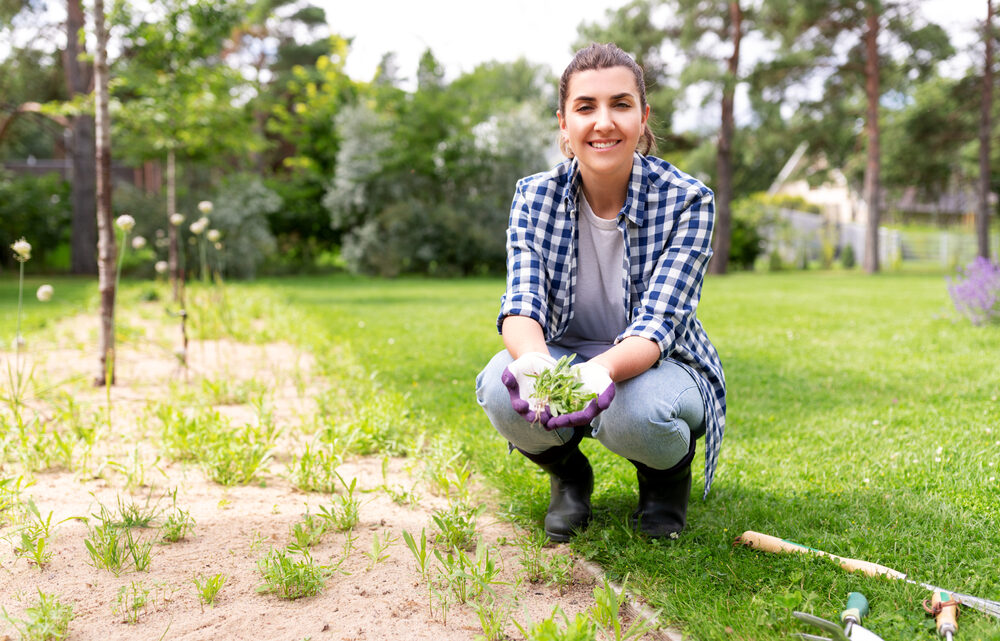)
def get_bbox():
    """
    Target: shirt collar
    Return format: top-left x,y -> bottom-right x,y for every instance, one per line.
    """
561,153 -> 648,226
